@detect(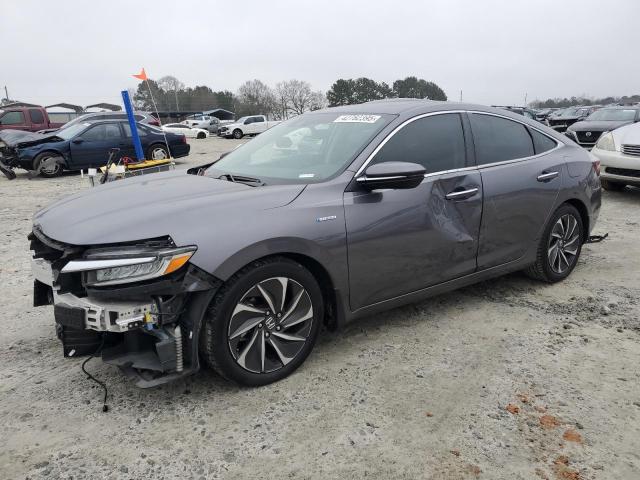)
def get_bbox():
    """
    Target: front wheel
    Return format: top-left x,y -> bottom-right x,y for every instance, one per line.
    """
524,204 -> 584,283
197,132 -> 206,139
232,129 -> 243,139
201,257 -> 323,386
34,152 -> 63,178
